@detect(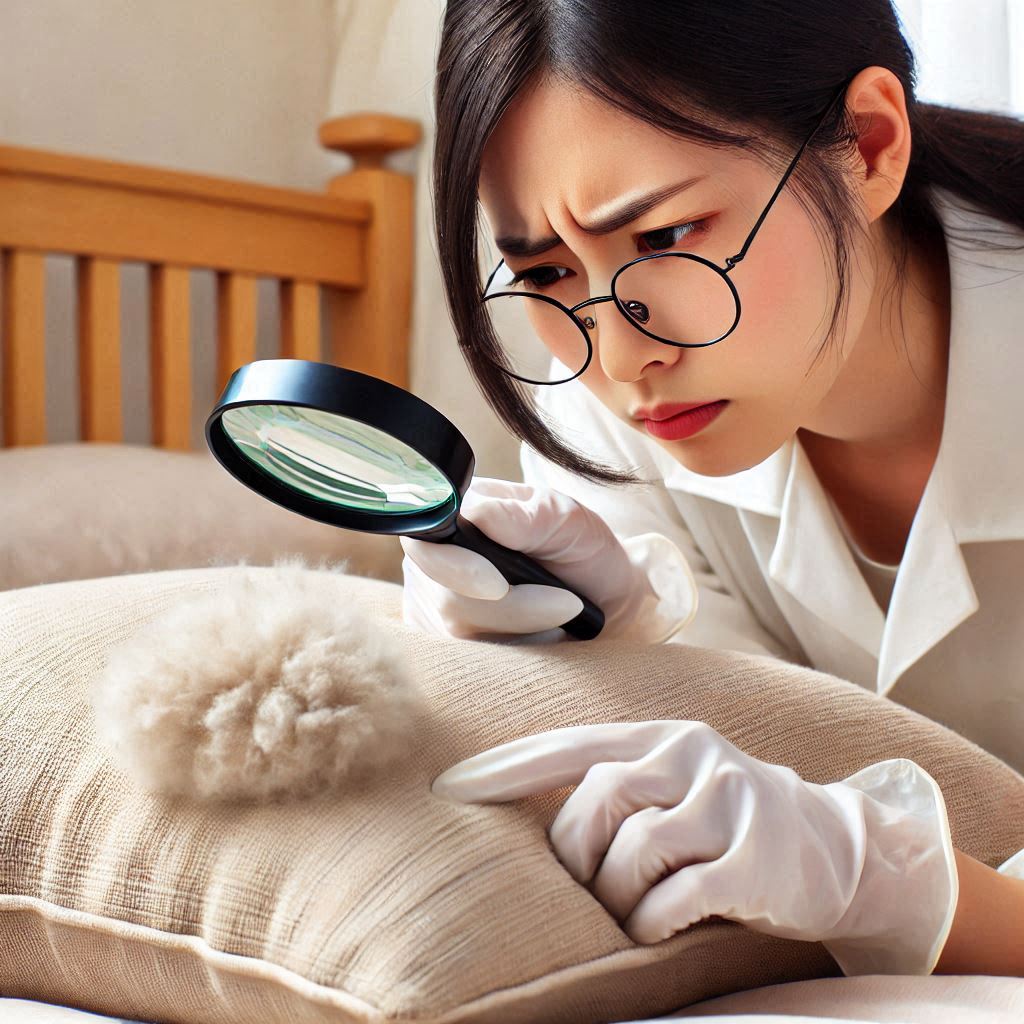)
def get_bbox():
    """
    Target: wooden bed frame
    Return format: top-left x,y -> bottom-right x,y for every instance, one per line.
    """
0,112 -> 420,450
